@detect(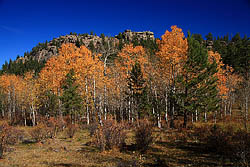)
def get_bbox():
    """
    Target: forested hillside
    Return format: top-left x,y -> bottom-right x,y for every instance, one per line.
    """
0,30 -> 156,76
0,26 -> 249,166
0,26 -> 248,127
